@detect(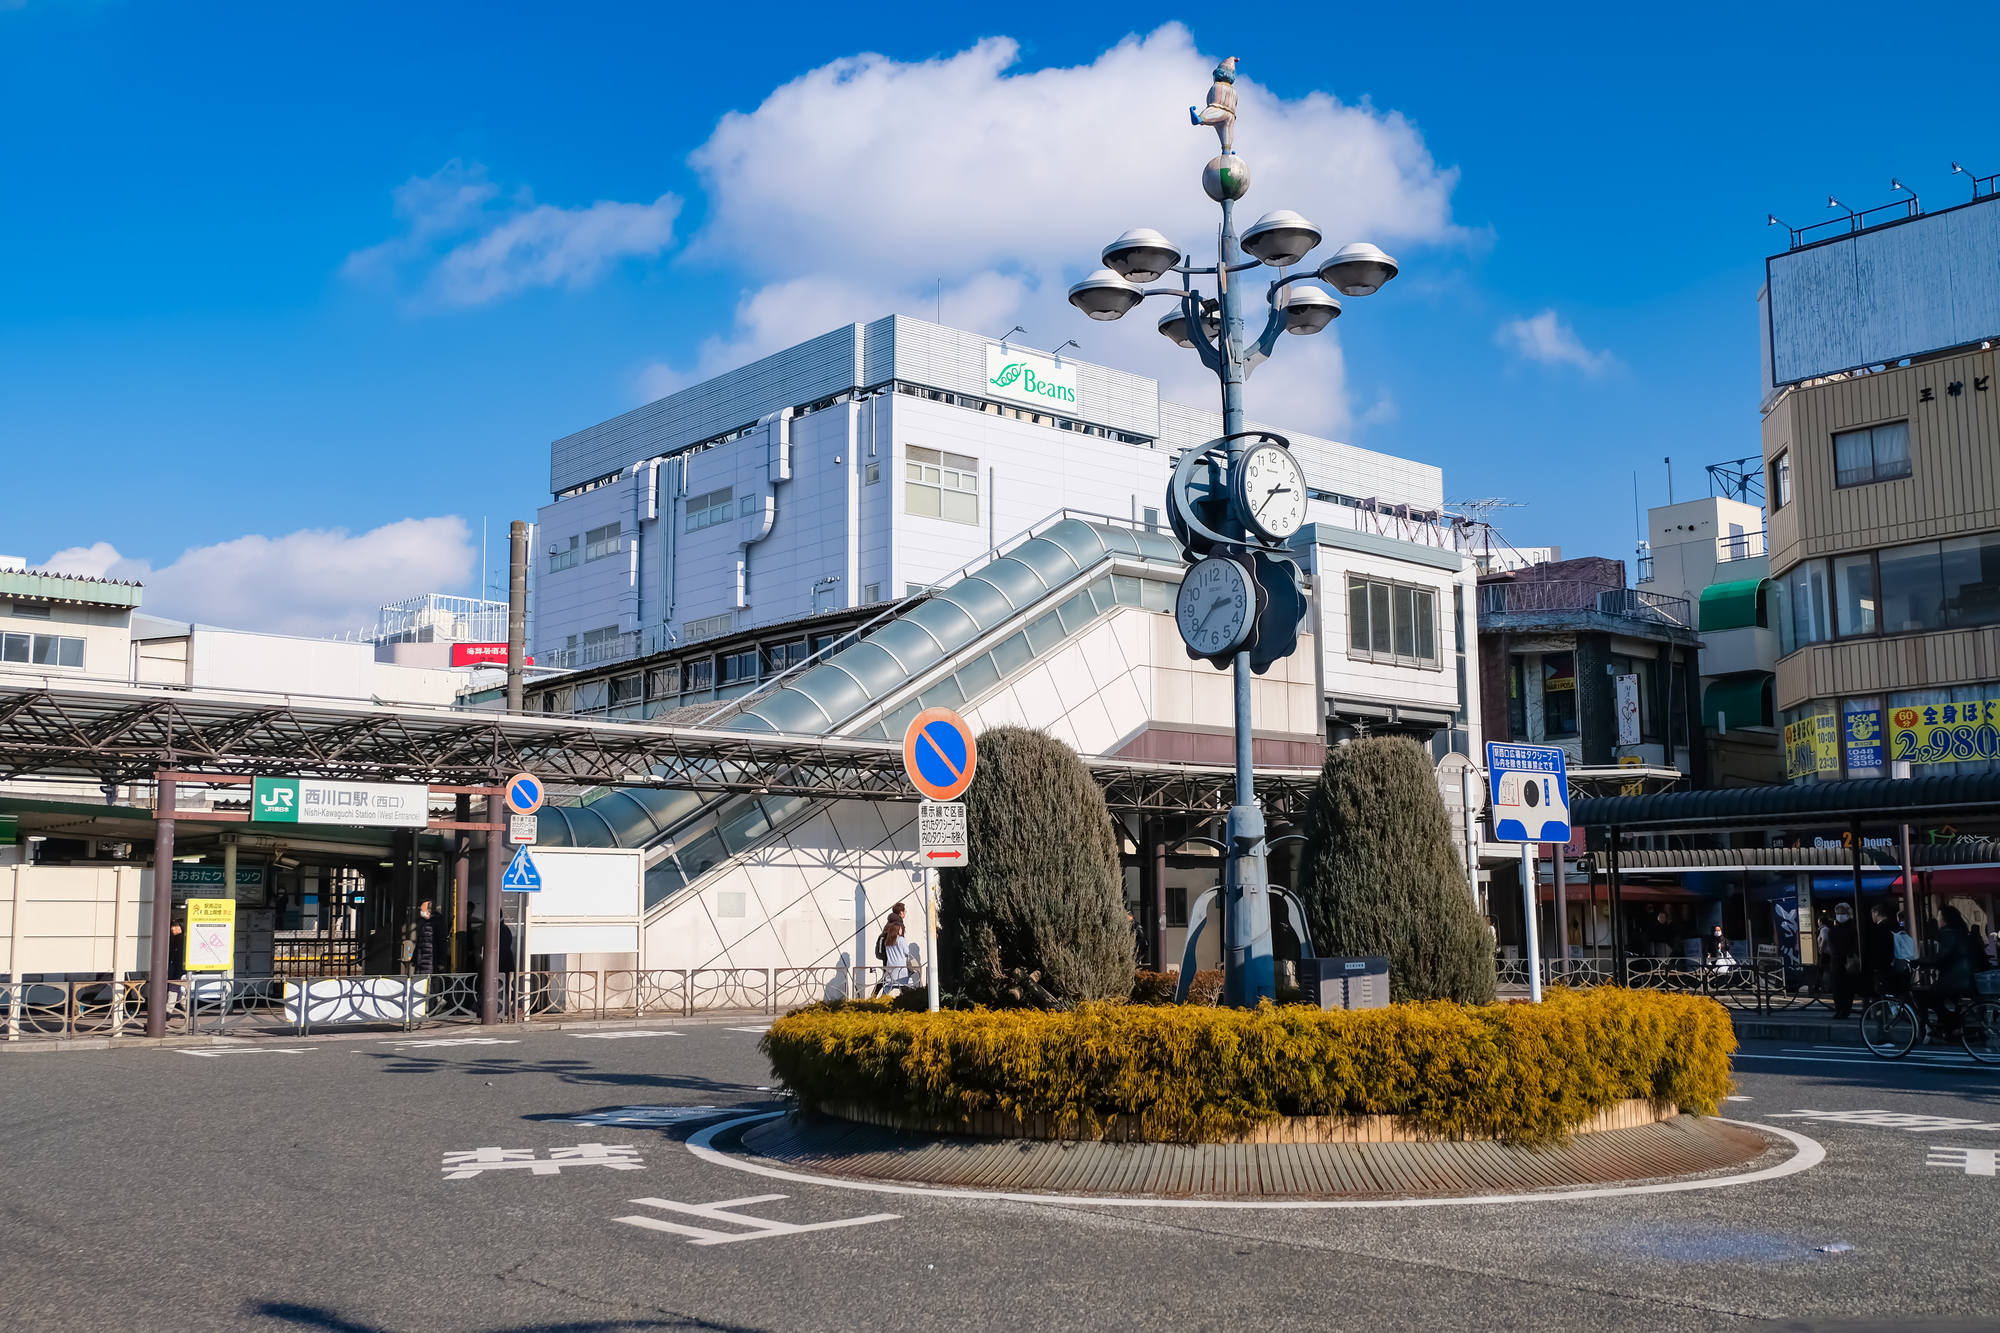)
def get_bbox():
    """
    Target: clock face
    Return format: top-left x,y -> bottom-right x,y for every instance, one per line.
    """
1237,444 -> 1308,540
1175,557 -> 1255,658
